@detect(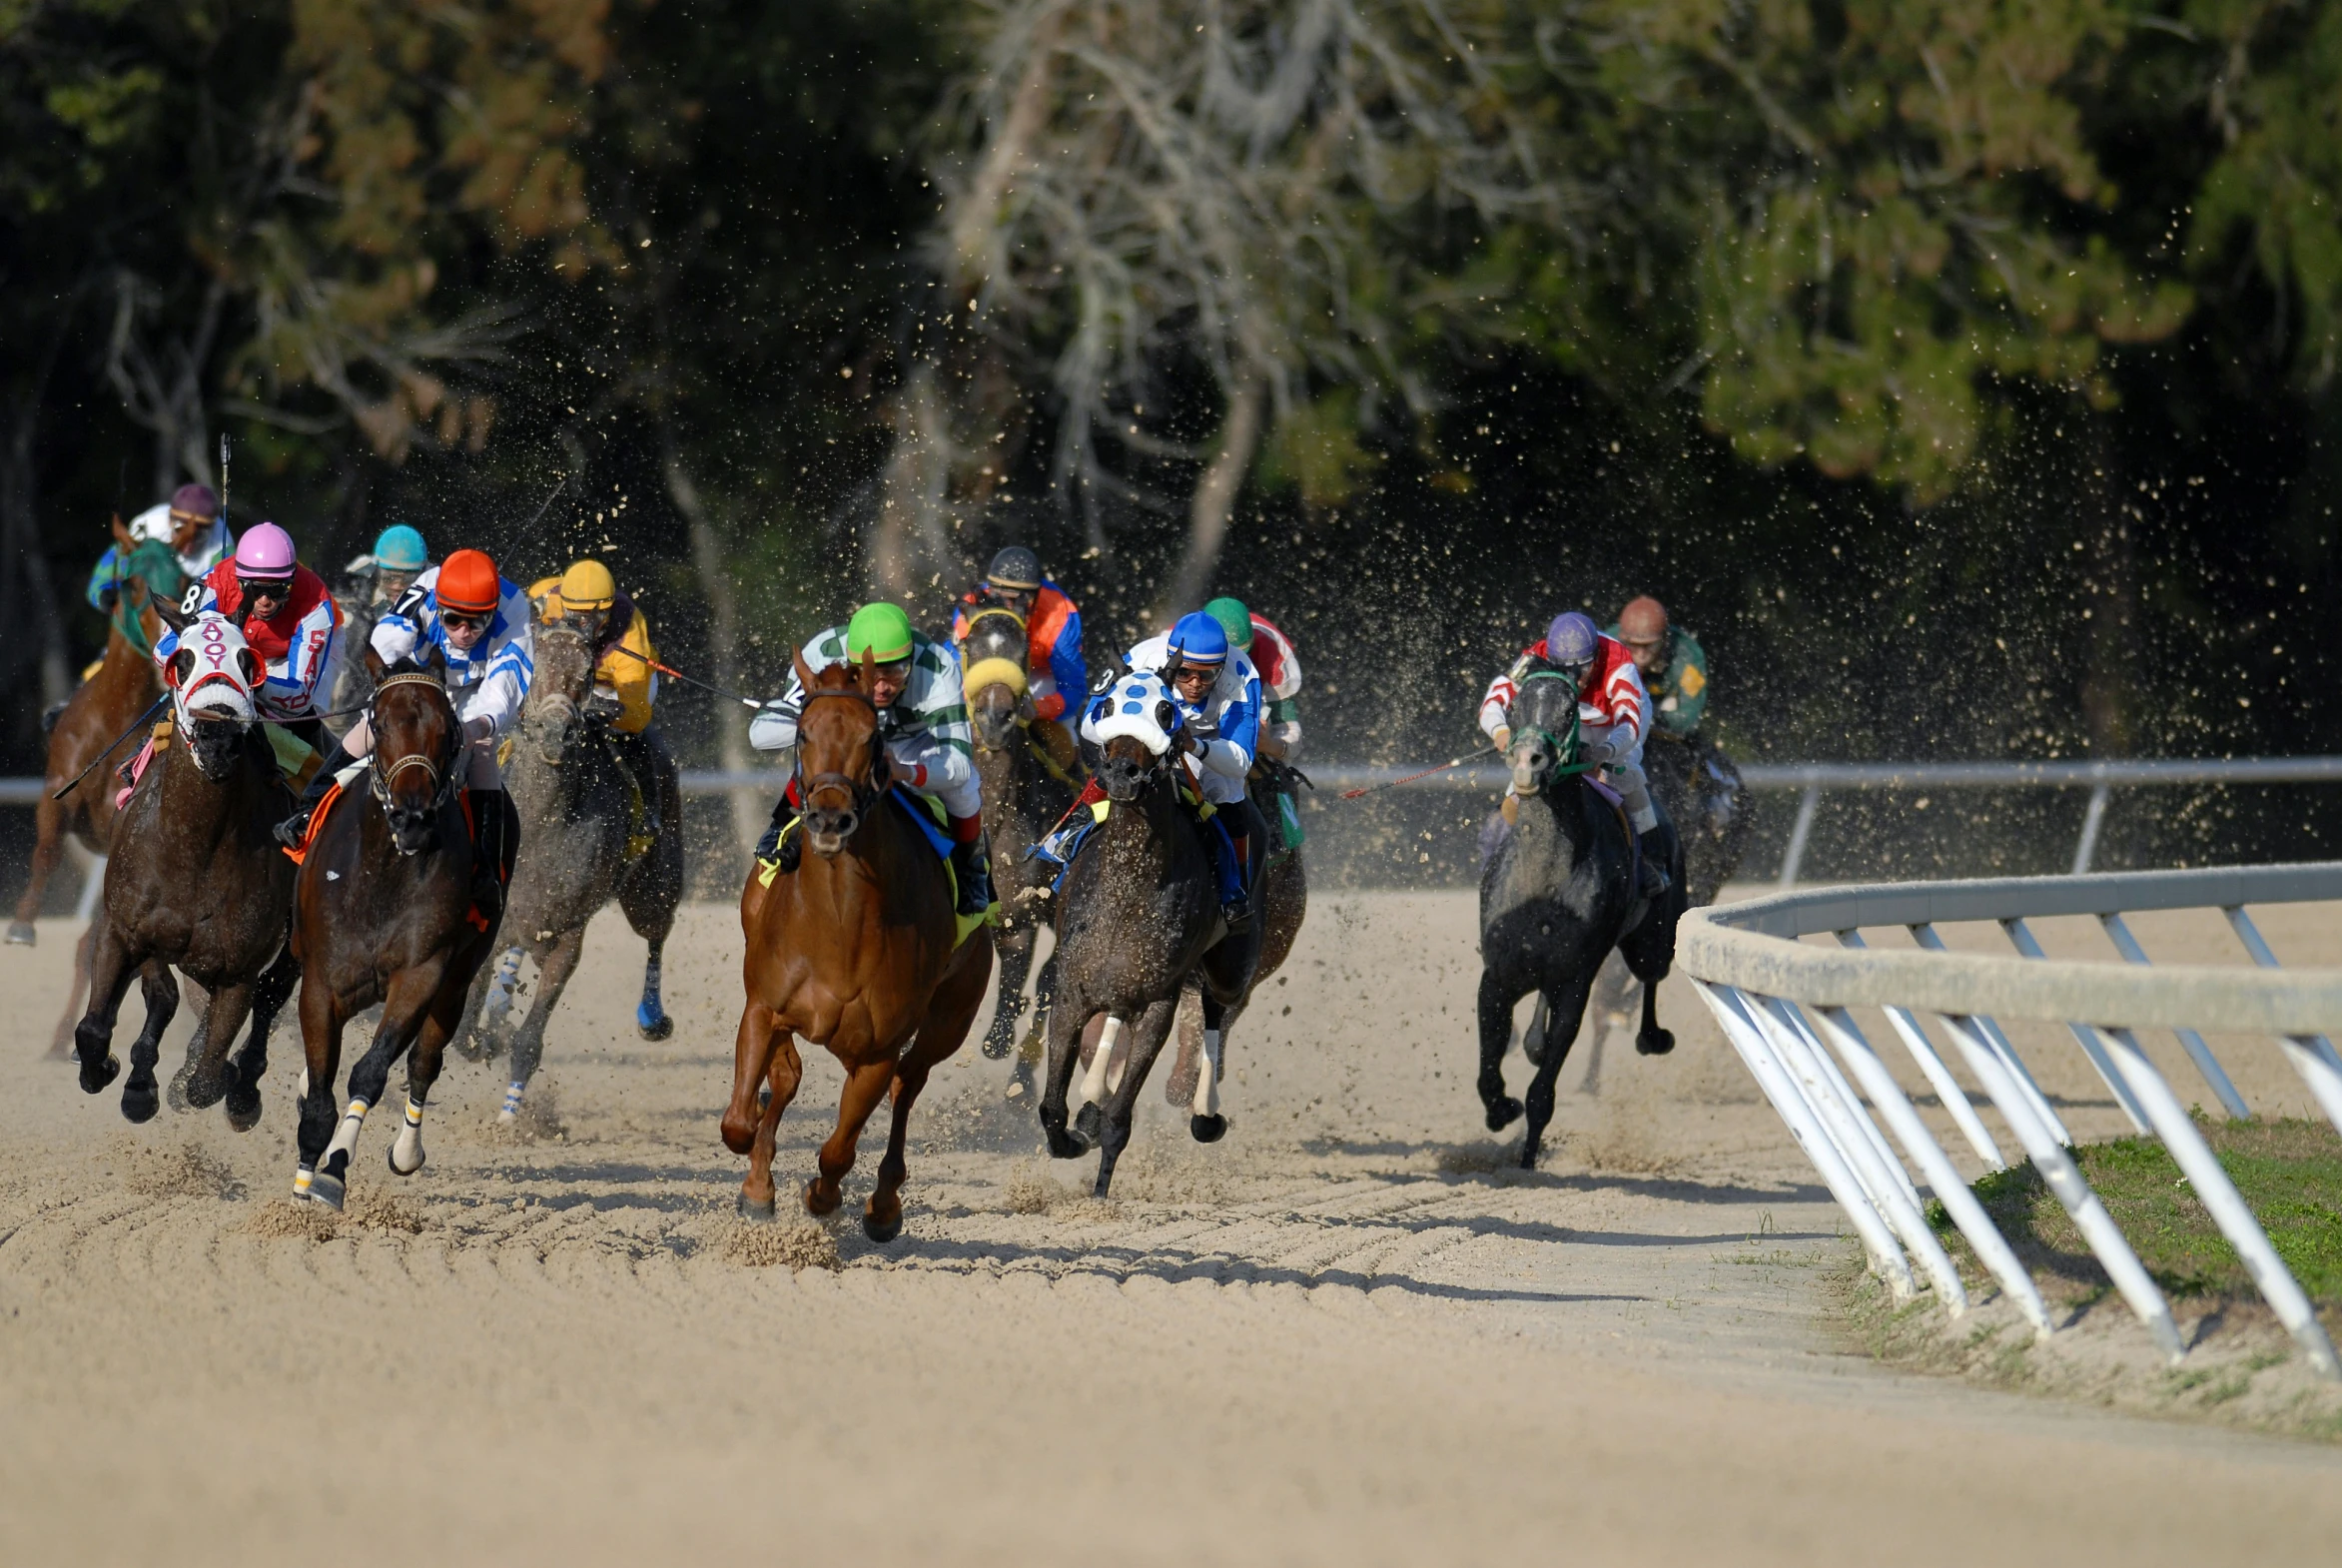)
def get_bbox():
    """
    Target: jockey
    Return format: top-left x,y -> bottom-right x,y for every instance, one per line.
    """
275,547 -> 532,918
950,544 -> 1086,775
749,601 -> 992,918
341,523 -> 433,610
1201,596 -> 1302,761
86,482 -> 232,613
527,558 -> 671,839
1610,595 -> 1708,742
155,521 -> 343,758
1115,610 -> 1264,932
1479,610 -> 1669,898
